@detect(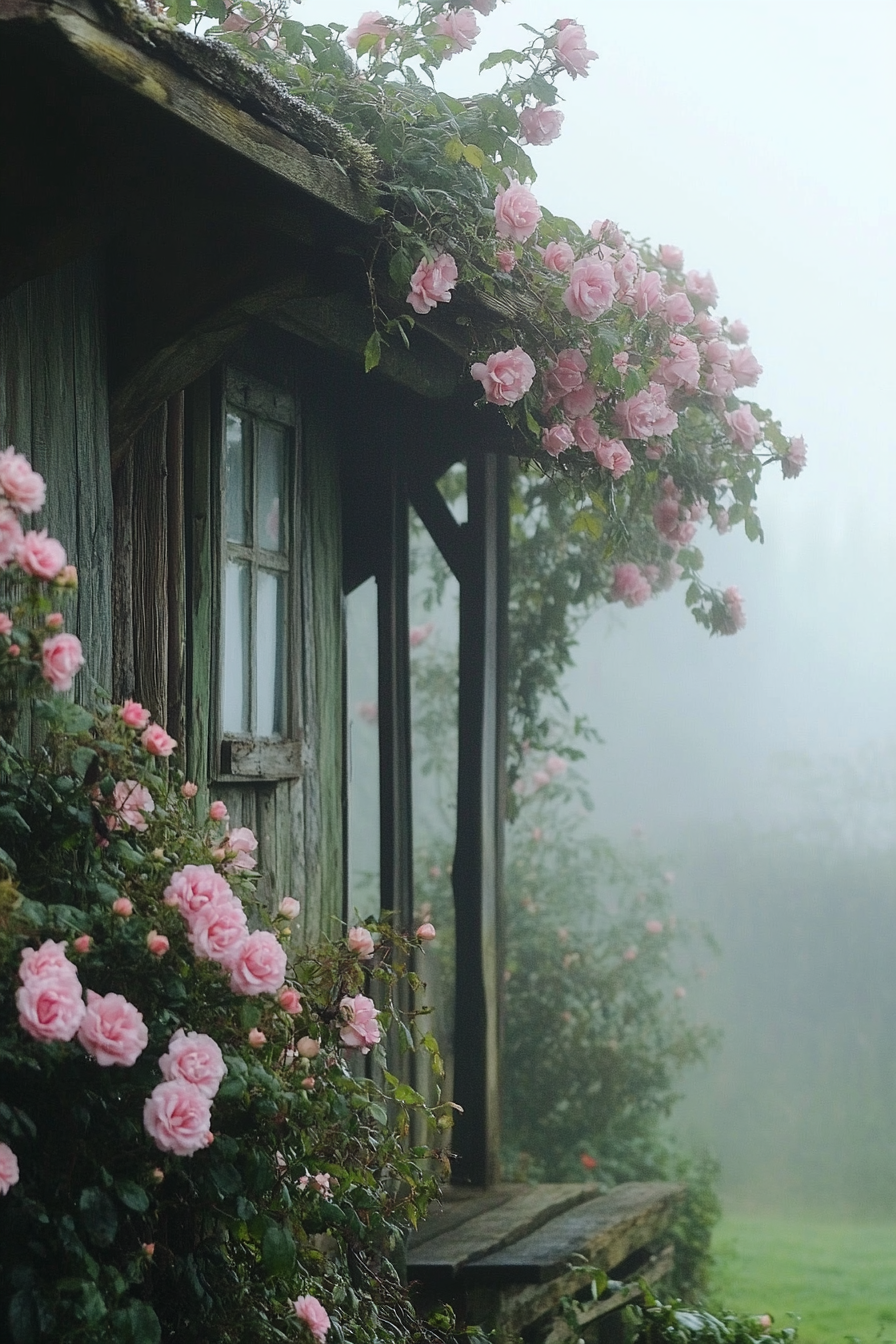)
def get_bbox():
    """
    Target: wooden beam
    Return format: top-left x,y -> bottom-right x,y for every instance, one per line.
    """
408,478 -> 467,583
450,451 -> 509,1189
